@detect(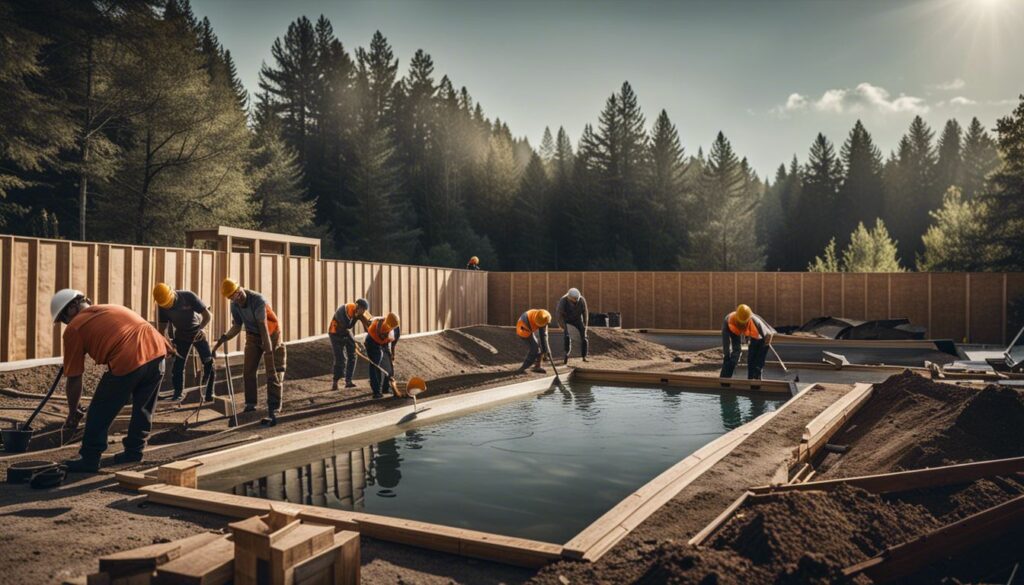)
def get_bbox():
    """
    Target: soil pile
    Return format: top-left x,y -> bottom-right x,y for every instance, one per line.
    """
817,371 -> 1024,478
